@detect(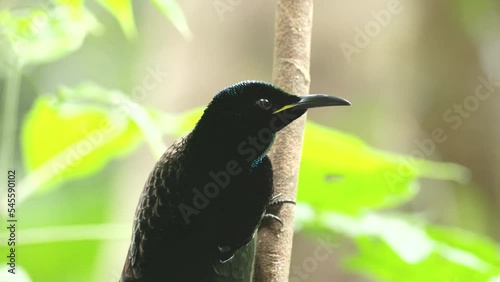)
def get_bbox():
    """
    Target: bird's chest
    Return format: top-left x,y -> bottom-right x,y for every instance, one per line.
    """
185,164 -> 272,219
164,153 -> 274,250
221,169 -> 272,216
205,159 -> 273,243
